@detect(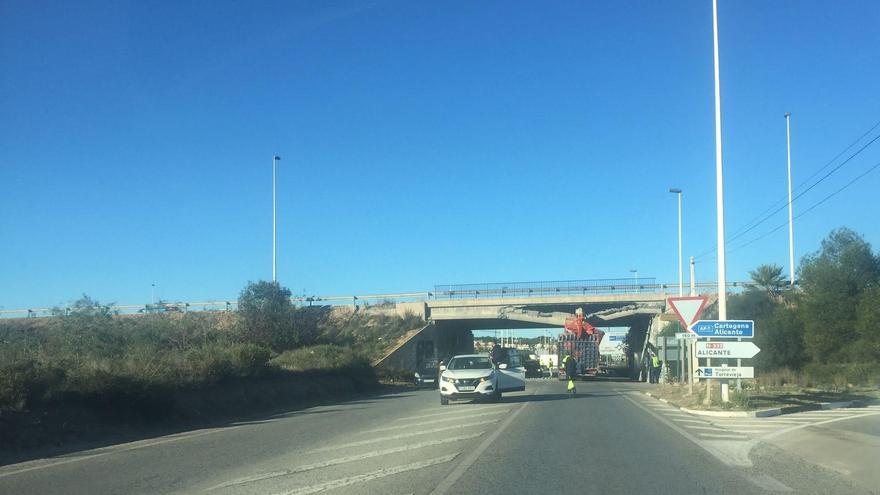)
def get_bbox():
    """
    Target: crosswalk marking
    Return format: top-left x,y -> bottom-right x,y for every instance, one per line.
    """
270,453 -> 460,495
395,405 -> 509,422
309,419 -> 499,452
206,433 -> 483,492
359,409 -> 508,435
697,433 -> 750,439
